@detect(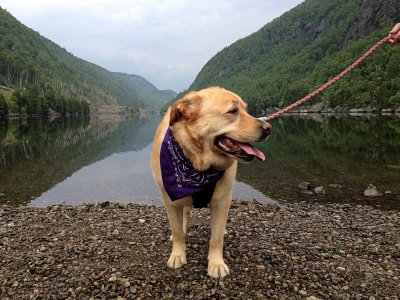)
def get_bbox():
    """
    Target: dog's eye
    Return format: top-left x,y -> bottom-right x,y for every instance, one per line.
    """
227,108 -> 238,114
